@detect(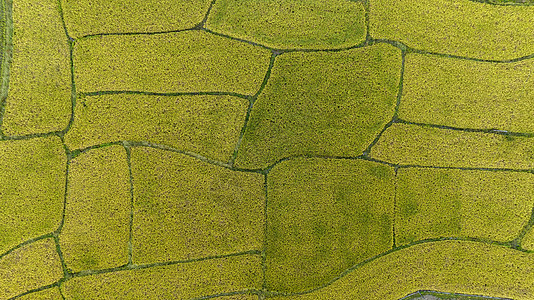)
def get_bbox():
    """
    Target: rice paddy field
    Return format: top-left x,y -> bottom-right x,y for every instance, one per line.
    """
1,0 -> 534,299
